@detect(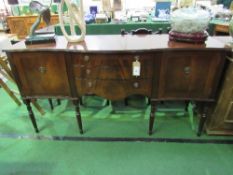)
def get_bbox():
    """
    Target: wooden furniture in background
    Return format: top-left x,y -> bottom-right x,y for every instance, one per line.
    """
206,36 -> 233,135
4,35 -> 229,136
213,22 -> 229,35
7,15 -> 59,39
0,56 -> 21,106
